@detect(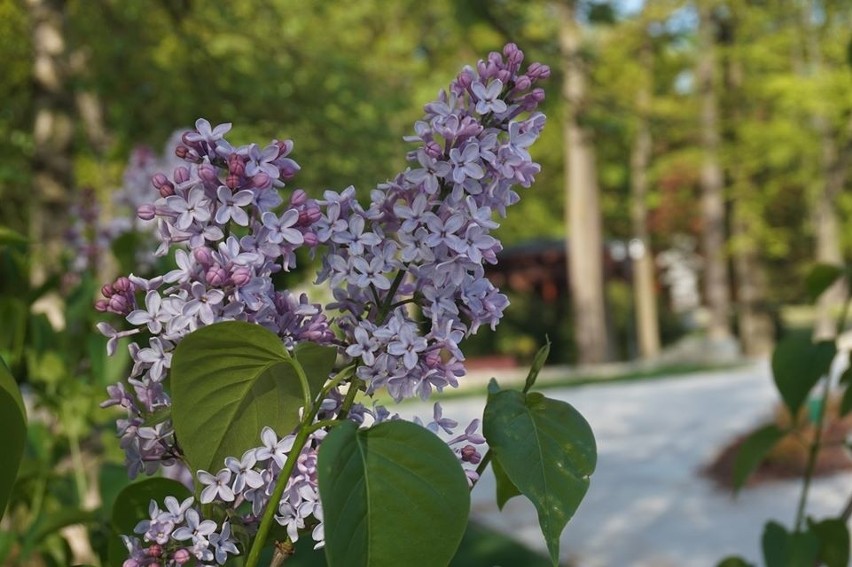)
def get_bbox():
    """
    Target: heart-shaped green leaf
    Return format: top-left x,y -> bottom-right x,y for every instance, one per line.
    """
492,457 -> 521,510
318,420 -> 469,567
171,321 -> 336,472
808,517 -> 850,567
108,478 -> 191,567
771,337 -> 836,419
483,390 -> 596,565
0,357 -> 26,520
762,520 -> 820,567
731,424 -> 786,492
